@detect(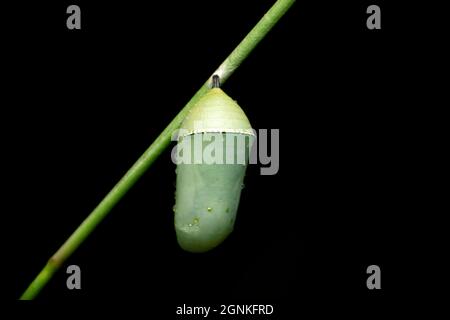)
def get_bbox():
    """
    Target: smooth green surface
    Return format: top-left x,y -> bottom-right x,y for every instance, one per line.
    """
174,133 -> 254,252
180,88 -> 254,136
20,0 -> 296,300
175,162 -> 246,253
